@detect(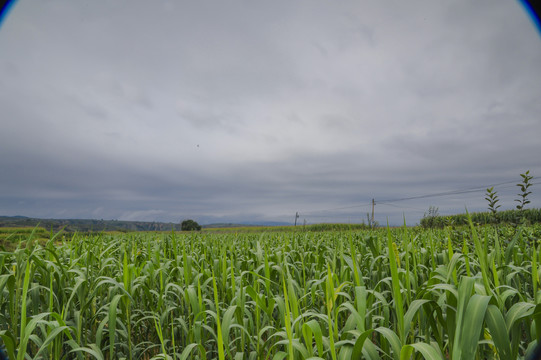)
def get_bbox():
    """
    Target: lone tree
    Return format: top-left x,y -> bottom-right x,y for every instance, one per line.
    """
181,219 -> 201,231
